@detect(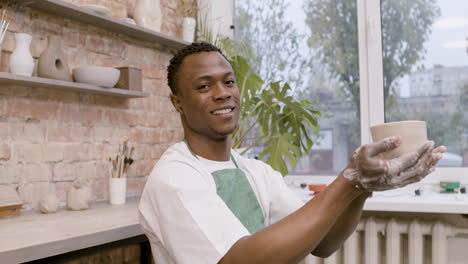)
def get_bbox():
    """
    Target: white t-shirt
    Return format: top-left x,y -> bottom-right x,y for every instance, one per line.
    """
197,155 -> 237,173
138,142 -> 313,264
